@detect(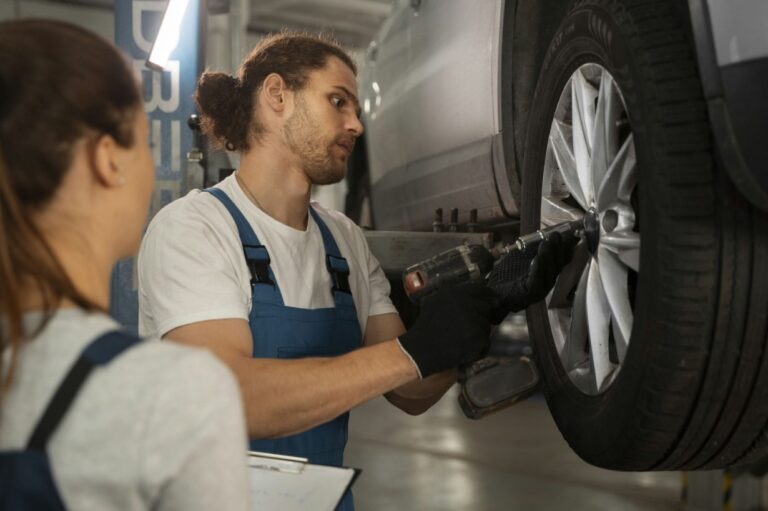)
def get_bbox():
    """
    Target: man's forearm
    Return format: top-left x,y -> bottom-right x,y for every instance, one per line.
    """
363,313 -> 456,413
222,339 -> 418,438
